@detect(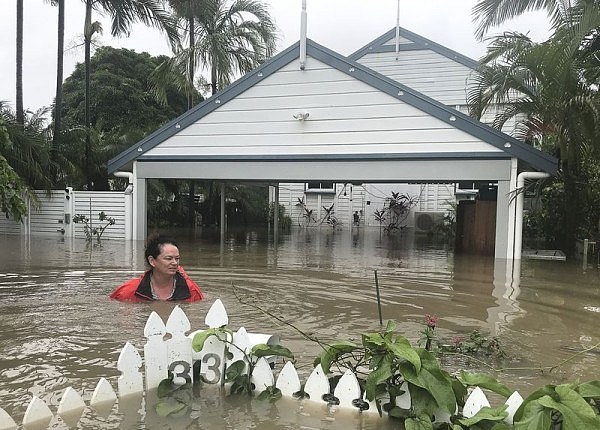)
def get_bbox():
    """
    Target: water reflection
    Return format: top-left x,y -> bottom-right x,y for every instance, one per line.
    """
0,229 -> 599,429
